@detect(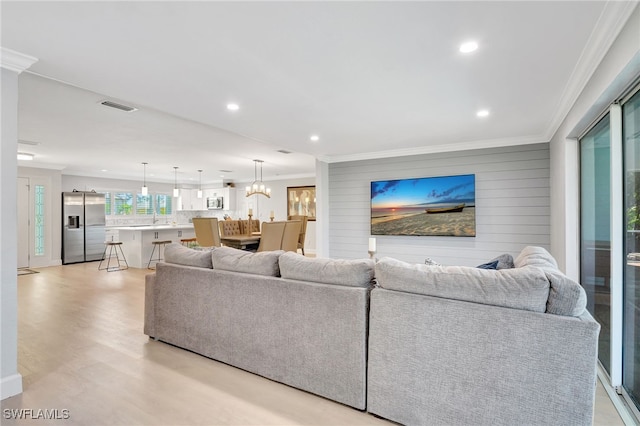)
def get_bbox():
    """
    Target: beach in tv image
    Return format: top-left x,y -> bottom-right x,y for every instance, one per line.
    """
371,174 -> 476,237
